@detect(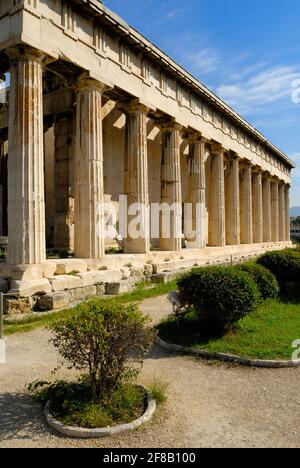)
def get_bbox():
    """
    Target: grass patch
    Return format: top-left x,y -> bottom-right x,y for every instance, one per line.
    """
157,298 -> 300,360
4,280 -> 178,336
